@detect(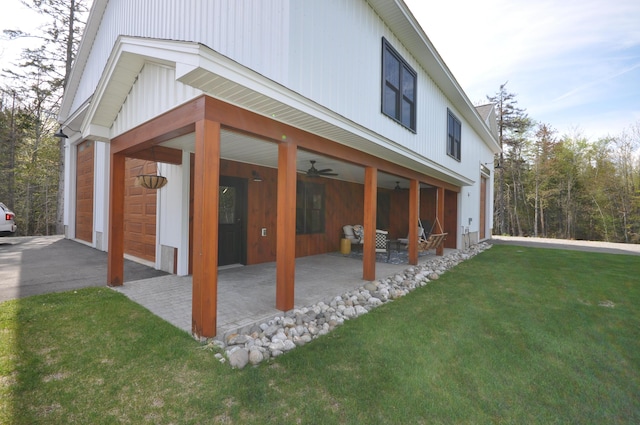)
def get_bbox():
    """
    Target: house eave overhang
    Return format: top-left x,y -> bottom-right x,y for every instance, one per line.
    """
61,0 -> 499,159
77,36 -> 474,187
177,41 -> 474,186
